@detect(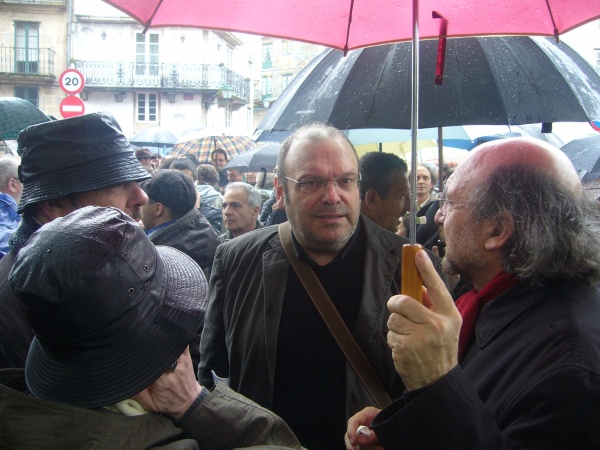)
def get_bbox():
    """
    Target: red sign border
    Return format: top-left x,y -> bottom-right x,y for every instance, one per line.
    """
59,68 -> 85,95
